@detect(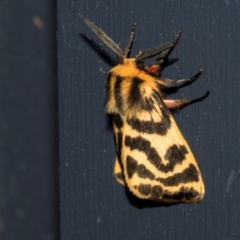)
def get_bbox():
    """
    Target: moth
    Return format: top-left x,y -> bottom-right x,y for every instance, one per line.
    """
80,15 -> 208,203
